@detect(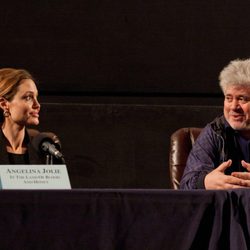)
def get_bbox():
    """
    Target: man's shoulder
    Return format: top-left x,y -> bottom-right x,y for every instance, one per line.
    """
198,115 -> 226,139
208,115 -> 226,131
